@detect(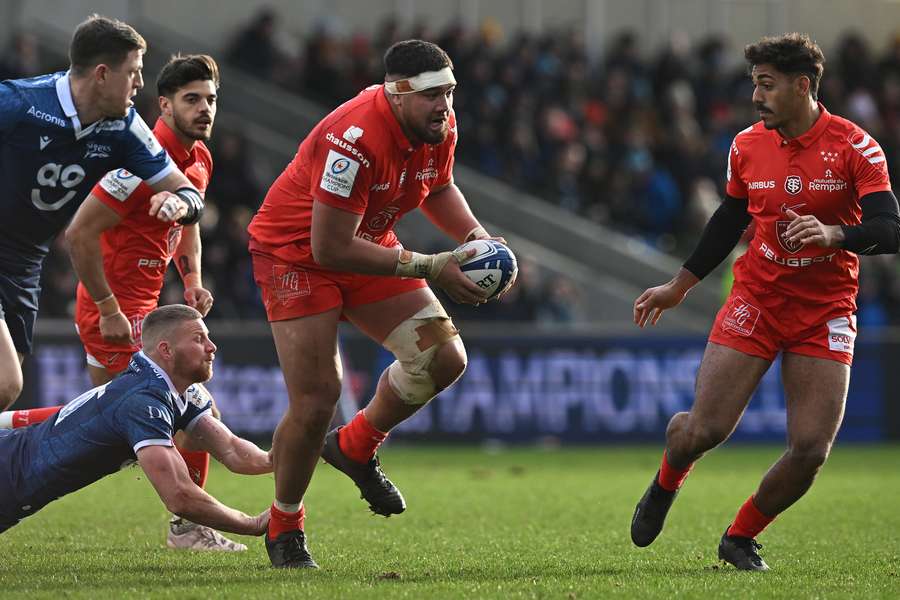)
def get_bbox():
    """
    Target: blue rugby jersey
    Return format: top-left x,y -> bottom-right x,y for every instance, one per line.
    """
0,352 -> 210,521
0,71 -> 174,273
